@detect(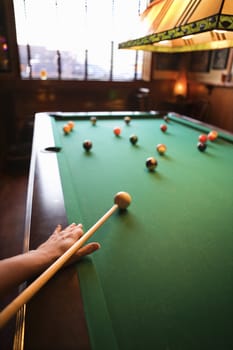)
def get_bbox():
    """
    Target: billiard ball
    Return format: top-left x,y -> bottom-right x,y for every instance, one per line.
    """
113,127 -> 121,136
90,116 -> 97,125
129,134 -> 138,145
160,124 -> 167,132
146,157 -> 158,171
114,191 -> 132,210
124,116 -> 131,125
63,124 -> 71,134
198,134 -> 208,143
211,130 -> 218,138
208,130 -> 218,141
163,115 -> 169,123
68,120 -> 75,130
197,142 -> 207,152
156,143 -> 167,155
83,140 -> 92,151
